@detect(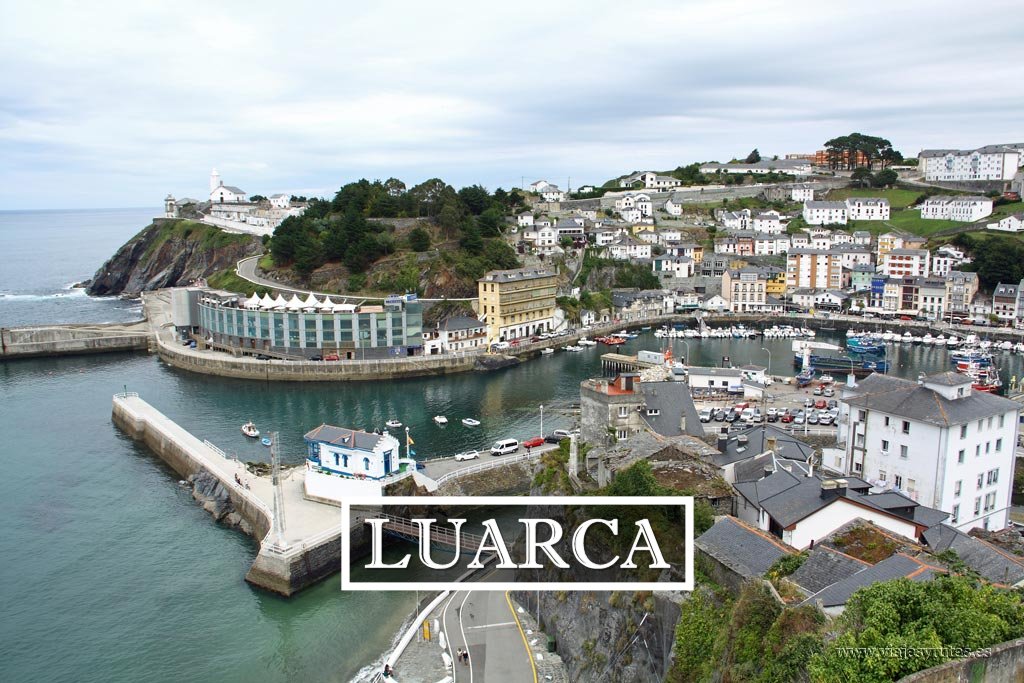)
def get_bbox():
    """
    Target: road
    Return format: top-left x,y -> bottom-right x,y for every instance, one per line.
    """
421,442 -> 559,482
234,255 -> 477,302
442,579 -> 537,683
